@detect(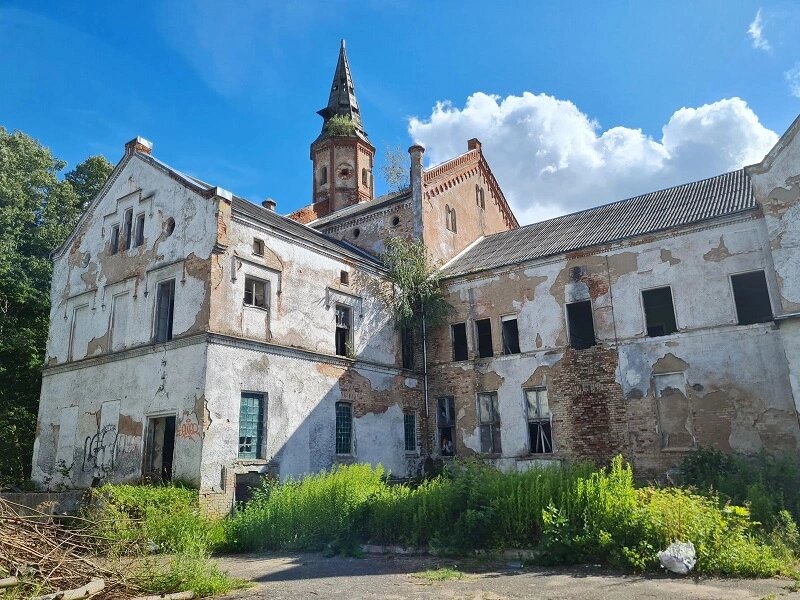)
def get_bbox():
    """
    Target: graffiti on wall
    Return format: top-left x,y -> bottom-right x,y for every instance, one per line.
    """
176,411 -> 200,441
82,424 -> 118,478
